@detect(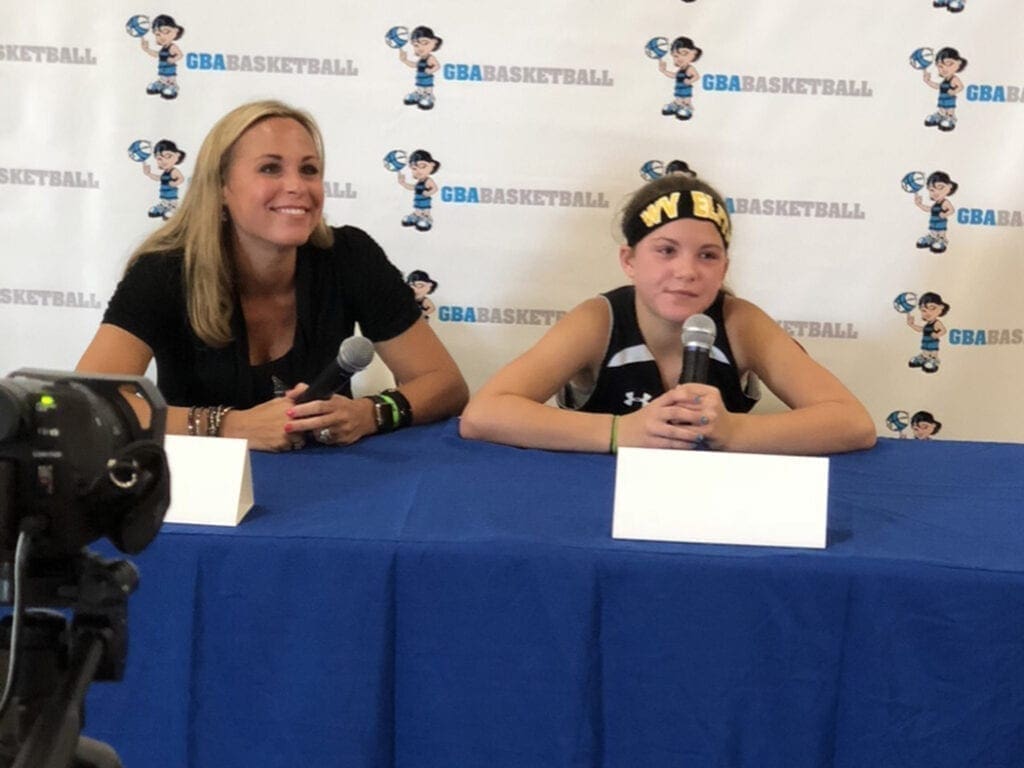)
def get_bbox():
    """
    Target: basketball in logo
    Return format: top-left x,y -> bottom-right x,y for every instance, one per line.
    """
385,26 -> 409,49
645,37 -> 669,60
125,15 -> 151,38
639,160 -> 665,181
885,410 -> 910,432
127,139 -> 152,163
901,171 -> 925,194
893,292 -> 918,314
383,149 -> 408,172
909,47 -> 934,70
